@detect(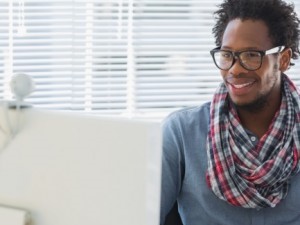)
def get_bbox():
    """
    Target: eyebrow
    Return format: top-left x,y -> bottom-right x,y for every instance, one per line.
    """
220,46 -> 262,51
